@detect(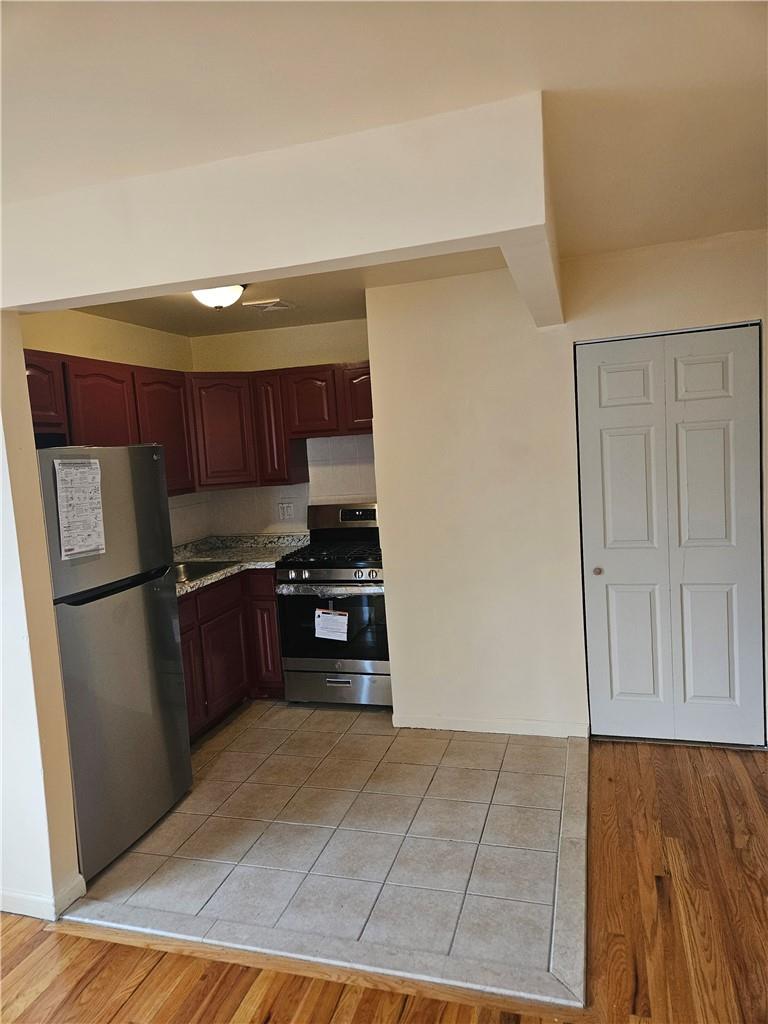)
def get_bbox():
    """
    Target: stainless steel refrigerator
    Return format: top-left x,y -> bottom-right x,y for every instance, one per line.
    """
38,445 -> 191,881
